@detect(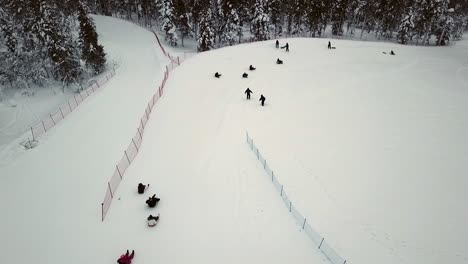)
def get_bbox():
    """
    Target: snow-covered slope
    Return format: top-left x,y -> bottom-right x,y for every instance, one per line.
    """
111,37 -> 468,264
0,15 -> 169,264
